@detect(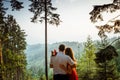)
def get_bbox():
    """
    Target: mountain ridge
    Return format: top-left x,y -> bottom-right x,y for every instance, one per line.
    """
25,41 -> 85,69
